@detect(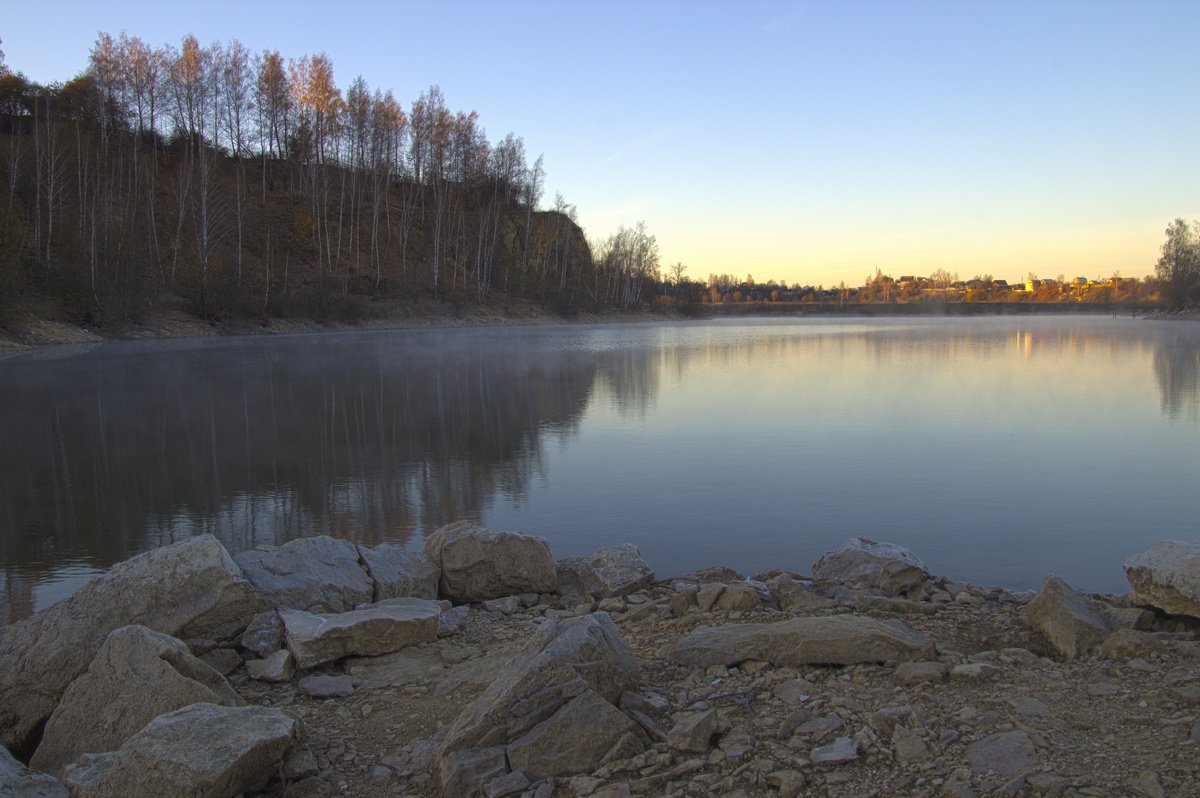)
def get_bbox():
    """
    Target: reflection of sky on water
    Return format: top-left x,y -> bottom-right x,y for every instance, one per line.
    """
2,316 -> 1198,620
490,317 -> 1200,596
